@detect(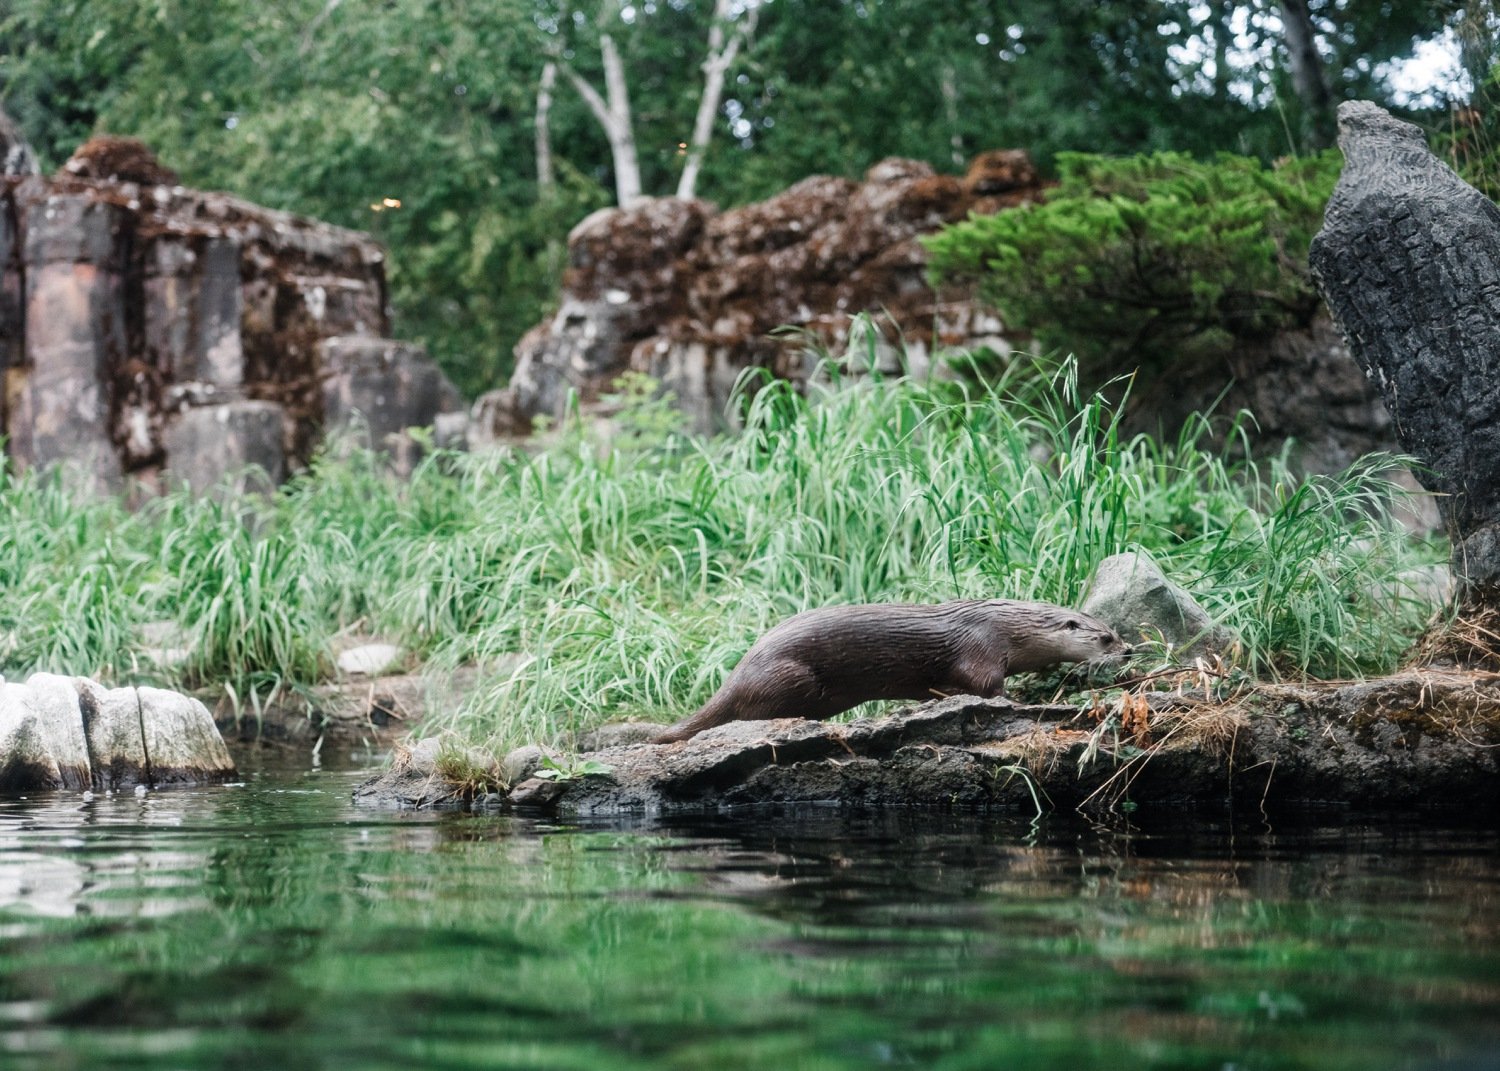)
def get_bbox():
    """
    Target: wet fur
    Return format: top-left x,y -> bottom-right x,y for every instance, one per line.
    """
654,599 -> 1128,744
